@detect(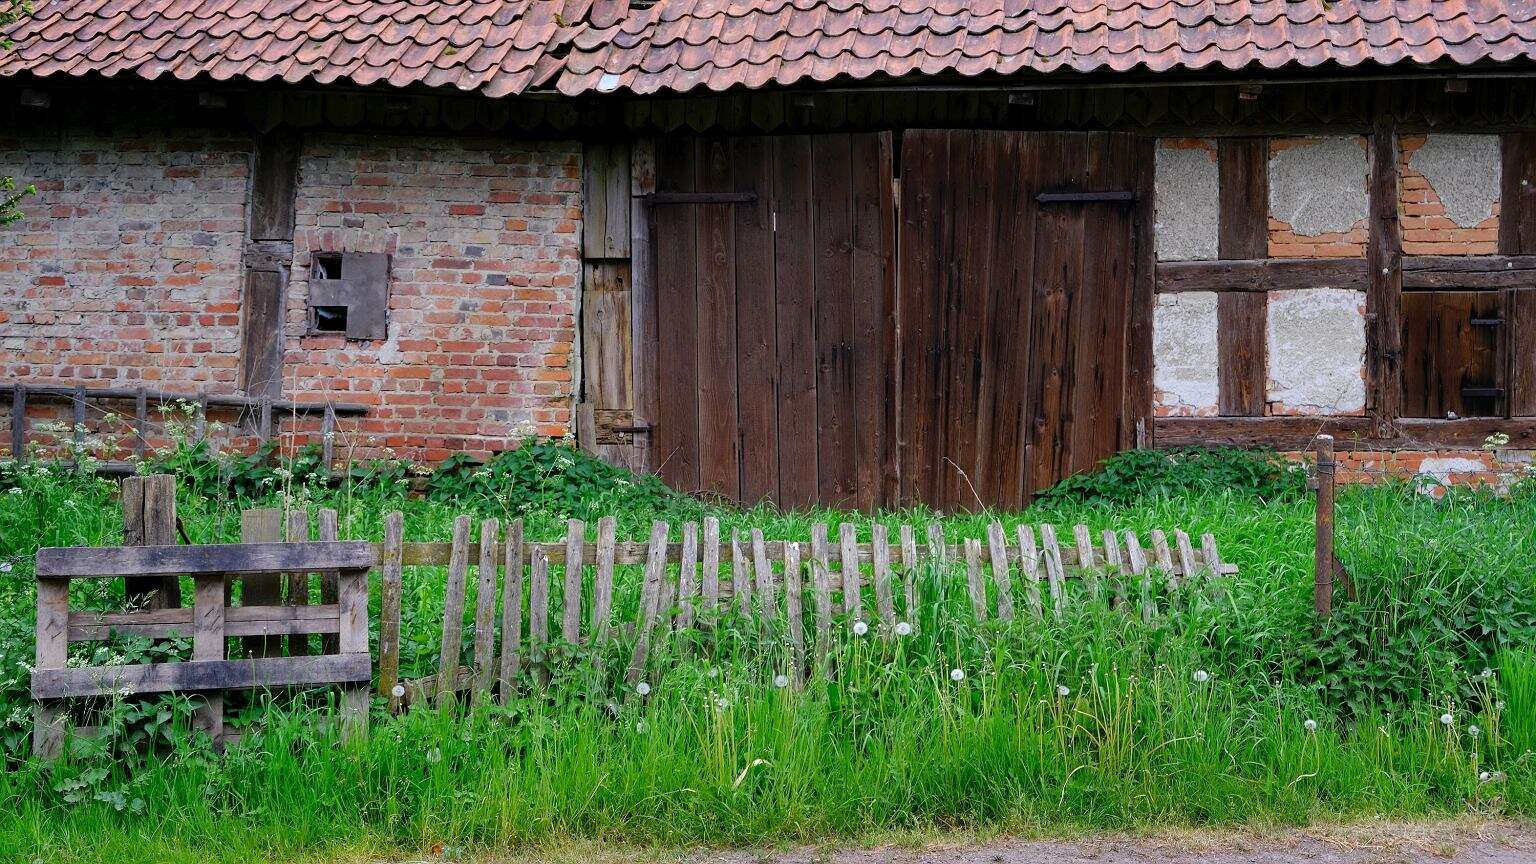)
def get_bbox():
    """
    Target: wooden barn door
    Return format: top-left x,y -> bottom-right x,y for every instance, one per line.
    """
650,135 -> 896,510
898,130 -> 1146,510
